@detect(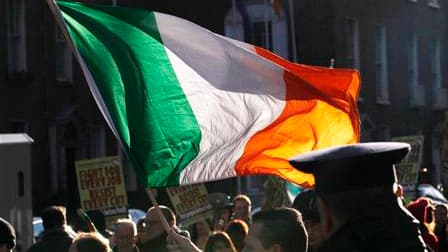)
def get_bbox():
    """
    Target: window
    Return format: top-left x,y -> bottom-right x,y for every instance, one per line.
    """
344,18 -> 360,69
252,21 -> 273,51
431,40 -> 447,109
224,3 -> 288,58
376,124 -> 391,140
375,25 -> 389,104
87,126 -> 105,158
6,0 -> 27,74
408,33 -> 425,107
245,175 -> 267,207
431,40 -> 442,89
55,25 -> 73,82
408,34 -> 418,87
